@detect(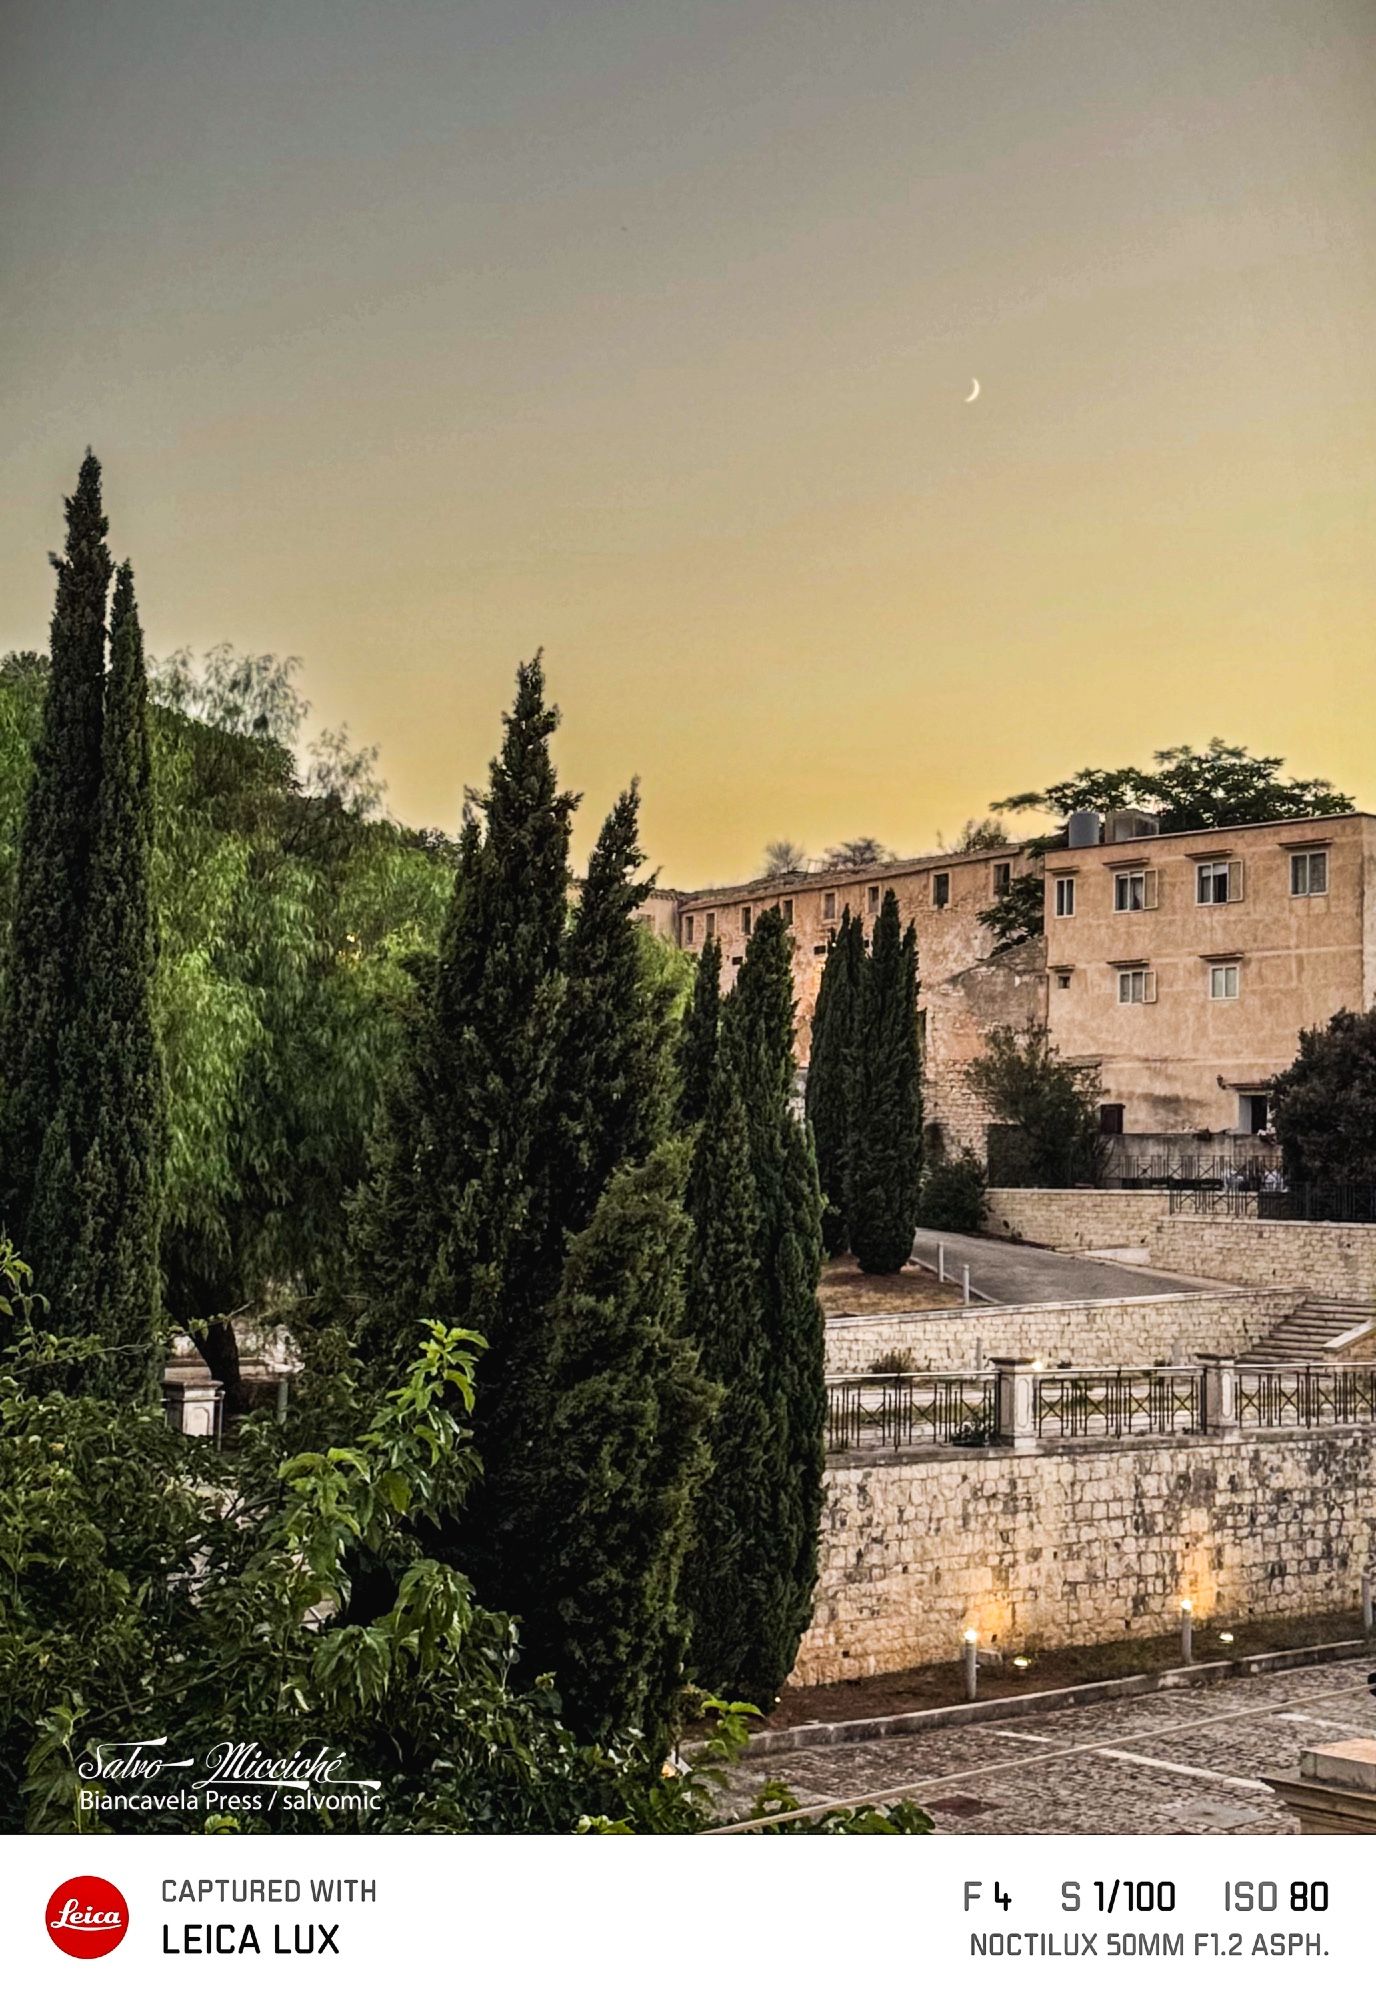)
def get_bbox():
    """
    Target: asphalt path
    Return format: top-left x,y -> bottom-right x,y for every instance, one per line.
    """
911,1228 -> 1209,1306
